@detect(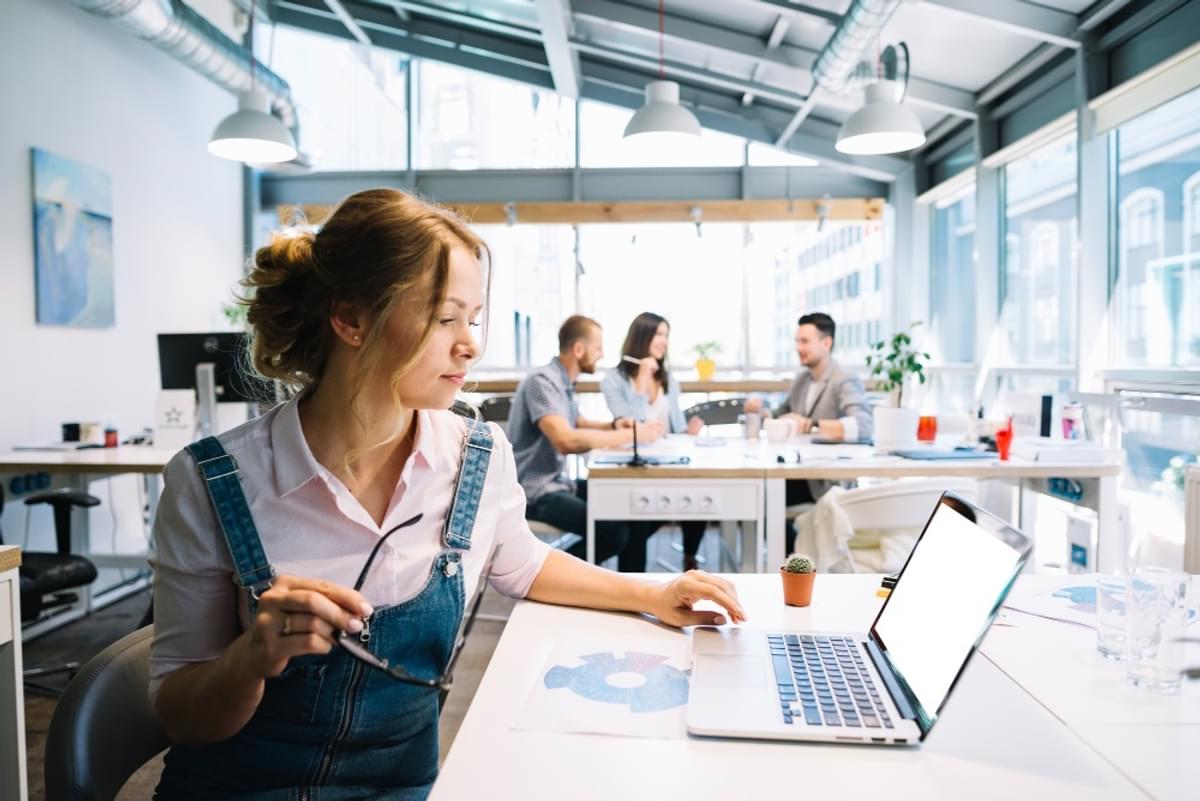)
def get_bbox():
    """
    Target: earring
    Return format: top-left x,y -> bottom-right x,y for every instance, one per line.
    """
353,335 -> 361,343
